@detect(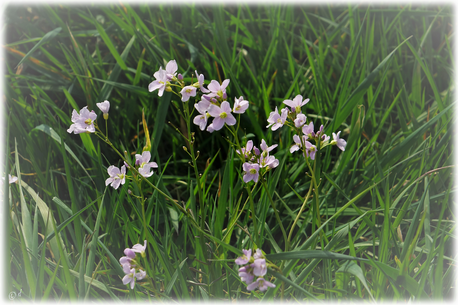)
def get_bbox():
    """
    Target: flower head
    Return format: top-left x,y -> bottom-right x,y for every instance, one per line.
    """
105,165 -> 126,190
9,174 -> 18,184
237,140 -> 253,159
253,249 -> 264,260
96,100 -> 110,119
67,106 -> 97,134
305,141 -> 317,160
283,95 -> 309,113
207,101 -> 236,131
260,139 -> 277,157
122,267 -> 145,290
135,152 -> 158,178
251,259 -> 267,277
195,70 -> 210,93
193,100 -> 211,131
148,67 -> 168,97
247,277 -> 276,292
235,249 -> 252,265
332,131 -> 347,151
180,86 -> 197,102
242,163 -> 260,183
294,113 -> 307,127
165,60 -> 178,81
131,240 -> 147,258
302,121 -> 314,138
206,79 -> 230,100
233,96 -> 249,114
119,248 -> 136,267
266,107 -> 288,131
238,265 -> 255,284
